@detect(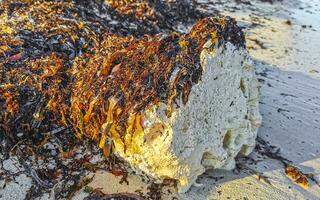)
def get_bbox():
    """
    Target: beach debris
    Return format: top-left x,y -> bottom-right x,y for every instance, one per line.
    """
256,137 -> 312,190
237,162 -> 272,185
284,20 -> 292,25
249,38 -> 267,49
65,176 -> 95,200
309,69 -> 319,74
307,173 -> 320,188
84,192 -> 145,200
0,0 -> 262,194
285,165 -> 309,189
